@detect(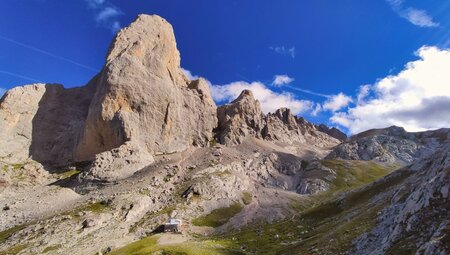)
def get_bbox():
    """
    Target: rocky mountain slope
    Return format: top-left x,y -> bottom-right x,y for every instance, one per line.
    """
0,14 -> 448,255
216,90 -> 340,158
326,126 -> 446,164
